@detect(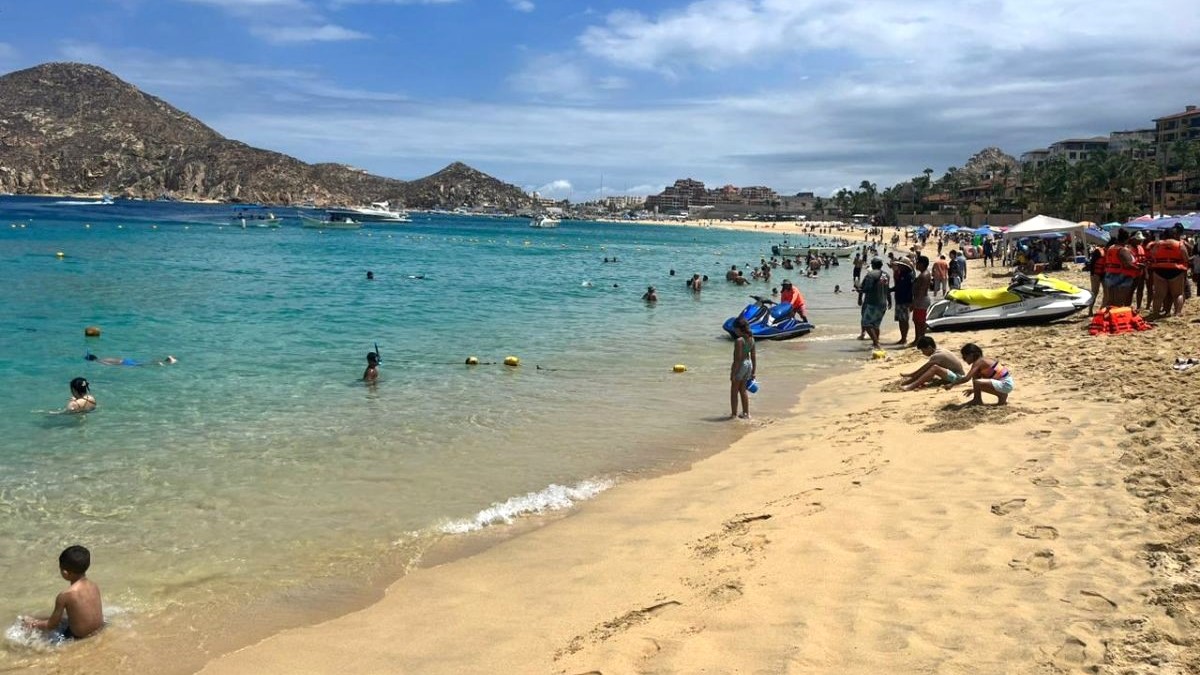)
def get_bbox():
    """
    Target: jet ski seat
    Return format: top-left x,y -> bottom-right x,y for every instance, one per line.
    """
946,288 -> 1021,308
